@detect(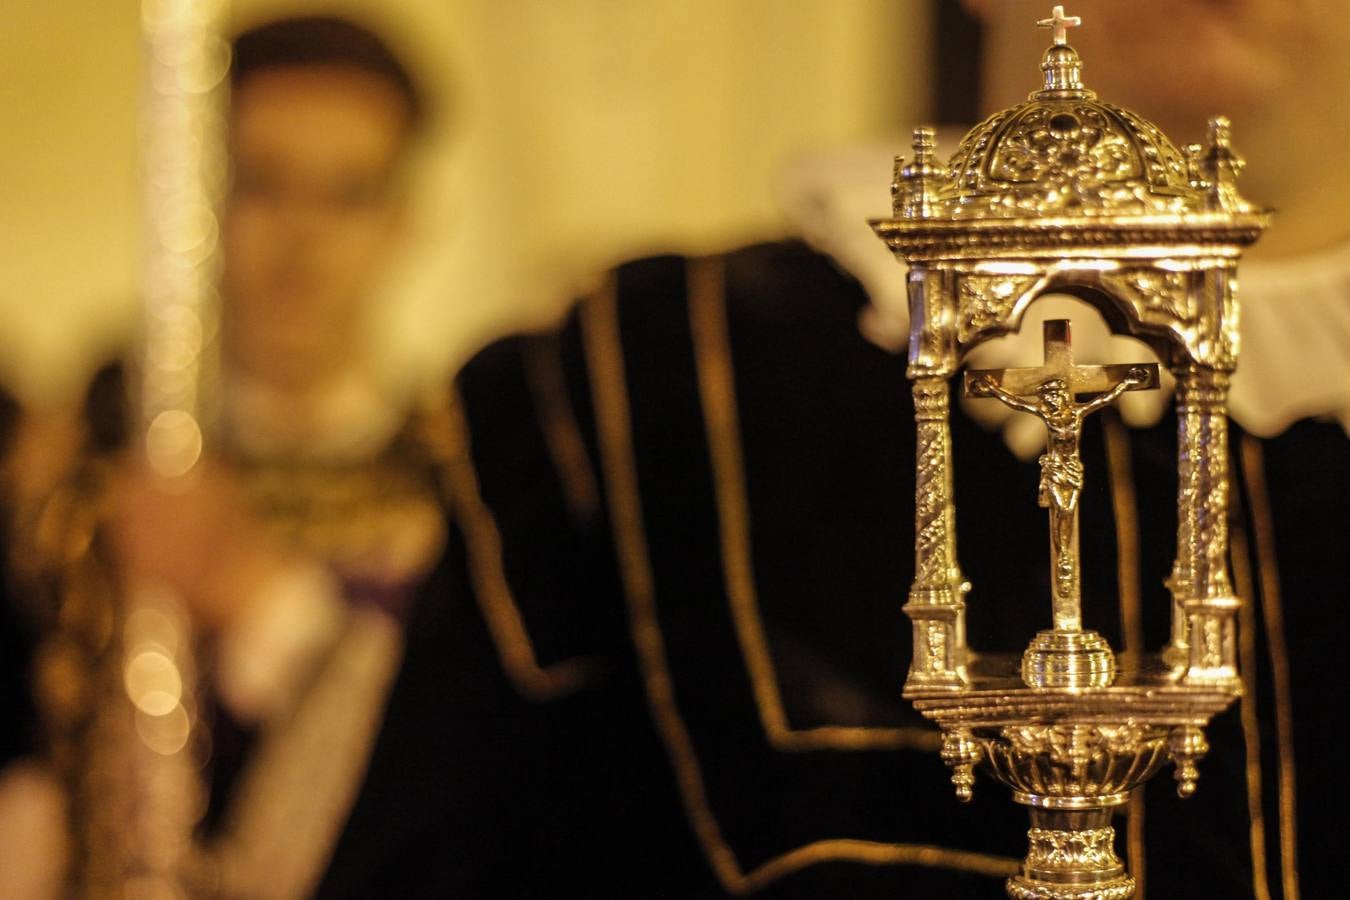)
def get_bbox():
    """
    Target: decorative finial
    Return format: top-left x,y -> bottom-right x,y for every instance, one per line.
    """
911,126 -> 937,161
1033,7 -> 1089,97
1037,5 -> 1082,46
1184,143 -> 1209,193
894,126 -> 946,219
1201,116 -> 1252,213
